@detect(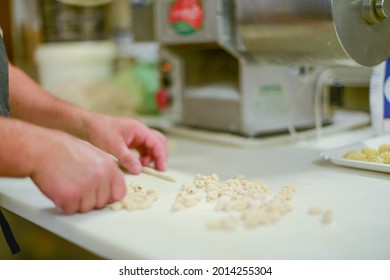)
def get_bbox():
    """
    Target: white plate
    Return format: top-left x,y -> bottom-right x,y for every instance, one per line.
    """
321,135 -> 390,173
